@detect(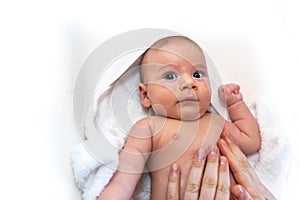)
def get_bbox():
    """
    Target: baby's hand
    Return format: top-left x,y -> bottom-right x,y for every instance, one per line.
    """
218,83 -> 243,106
